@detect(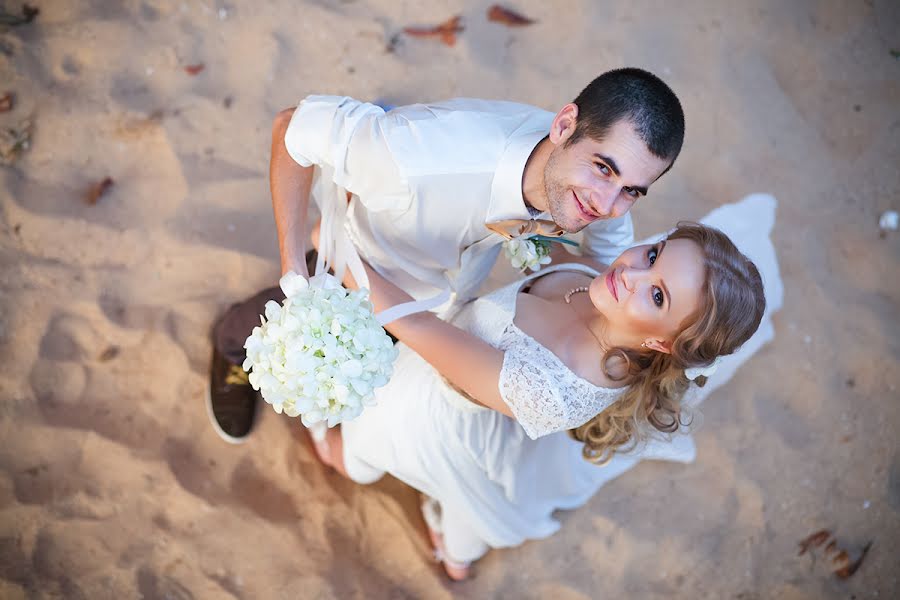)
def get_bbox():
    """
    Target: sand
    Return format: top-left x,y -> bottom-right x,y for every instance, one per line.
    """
1,0 -> 898,598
